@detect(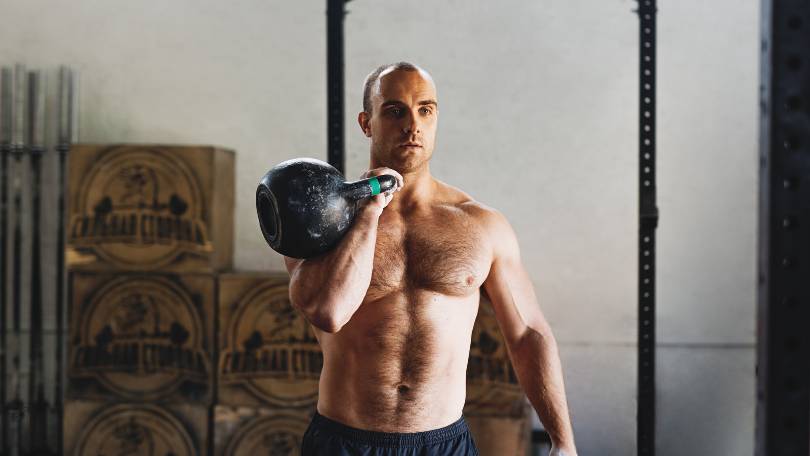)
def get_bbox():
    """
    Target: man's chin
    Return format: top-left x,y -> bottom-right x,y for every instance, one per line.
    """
393,156 -> 429,173
391,148 -> 430,168
372,149 -> 430,172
